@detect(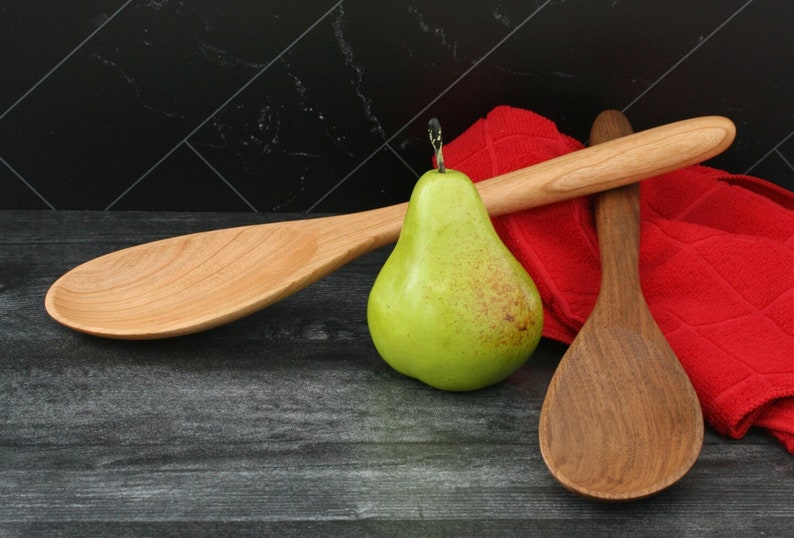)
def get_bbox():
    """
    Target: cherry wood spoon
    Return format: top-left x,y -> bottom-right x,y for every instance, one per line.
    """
538,110 -> 704,501
45,115 -> 735,339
